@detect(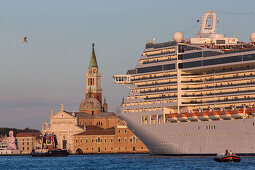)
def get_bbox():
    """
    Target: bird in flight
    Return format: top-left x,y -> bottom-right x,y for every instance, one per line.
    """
23,37 -> 28,43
